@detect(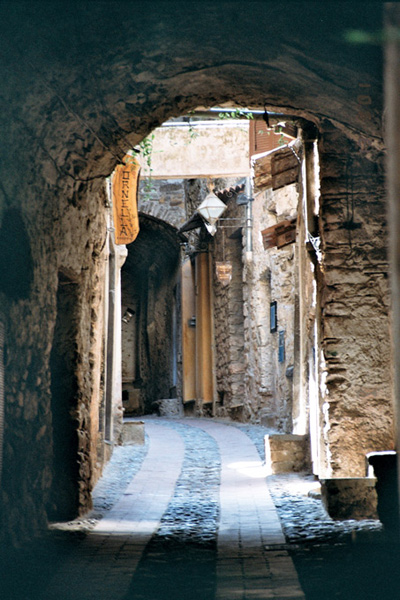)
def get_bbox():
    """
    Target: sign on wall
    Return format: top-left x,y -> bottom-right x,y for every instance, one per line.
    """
215,261 -> 233,285
112,155 -> 141,245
